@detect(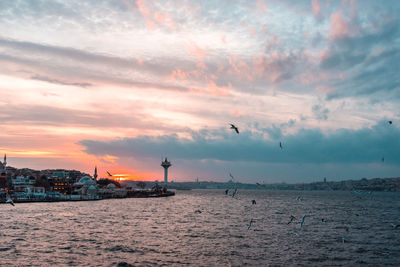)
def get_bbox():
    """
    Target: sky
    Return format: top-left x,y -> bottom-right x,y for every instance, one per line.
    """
0,0 -> 399,183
